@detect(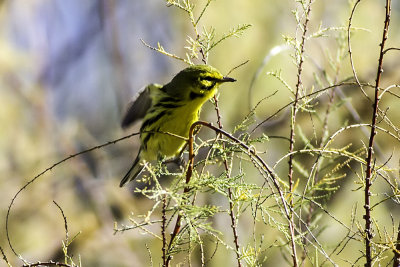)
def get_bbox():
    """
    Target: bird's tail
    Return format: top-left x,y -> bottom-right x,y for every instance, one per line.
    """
120,153 -> 144,187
